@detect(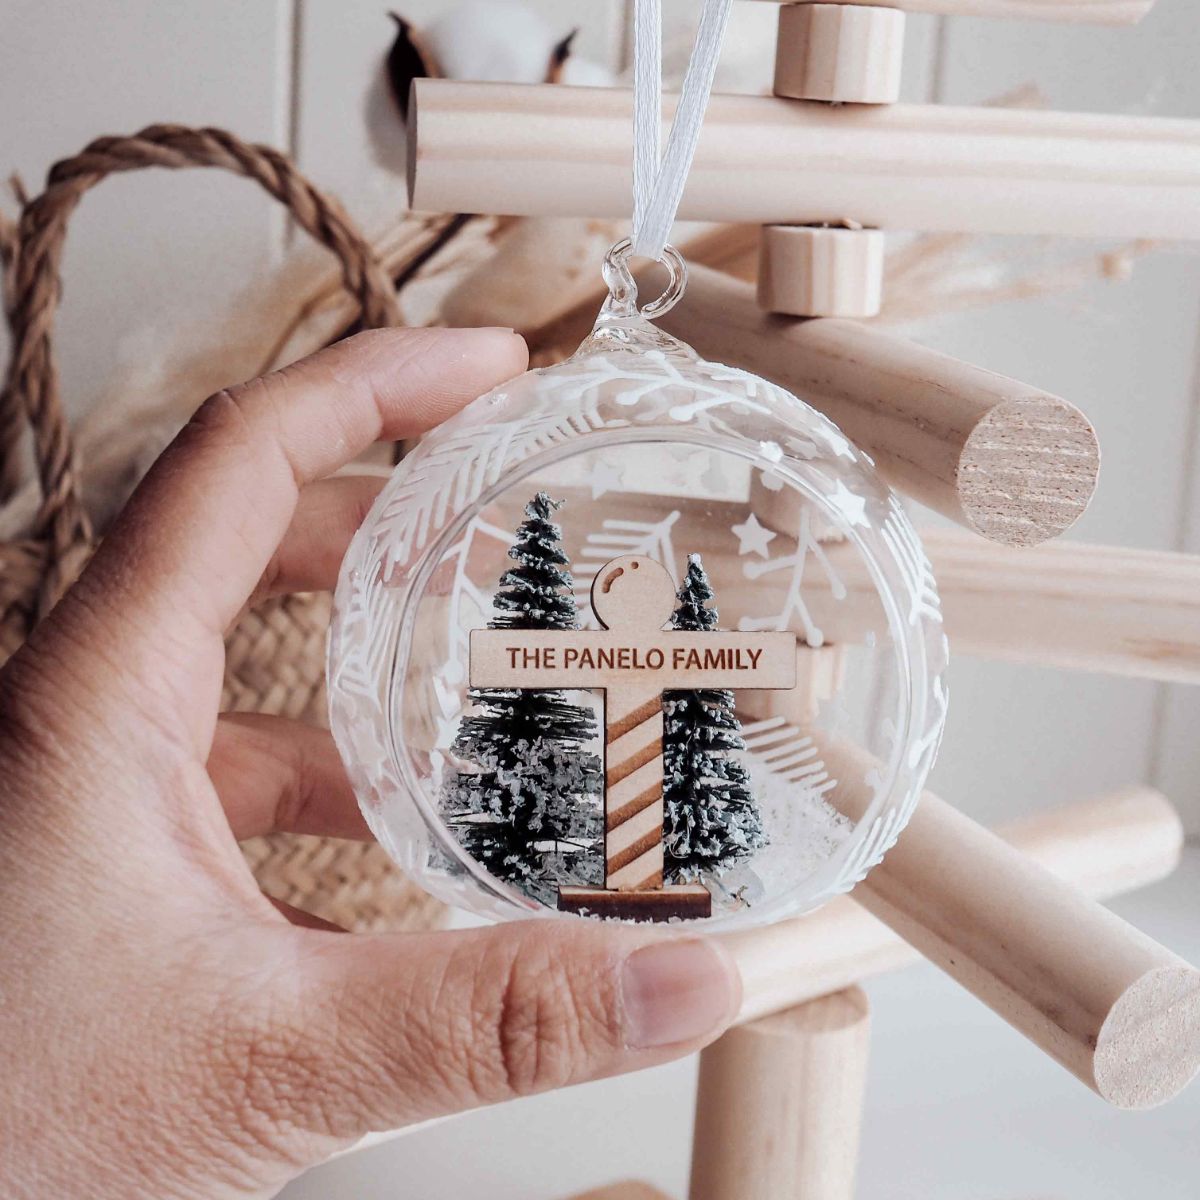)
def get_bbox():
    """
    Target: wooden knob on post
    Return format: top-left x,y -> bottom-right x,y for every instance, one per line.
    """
774,3 -> 906,105
758,225 -> 885,317
690,989 -> 872,1200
